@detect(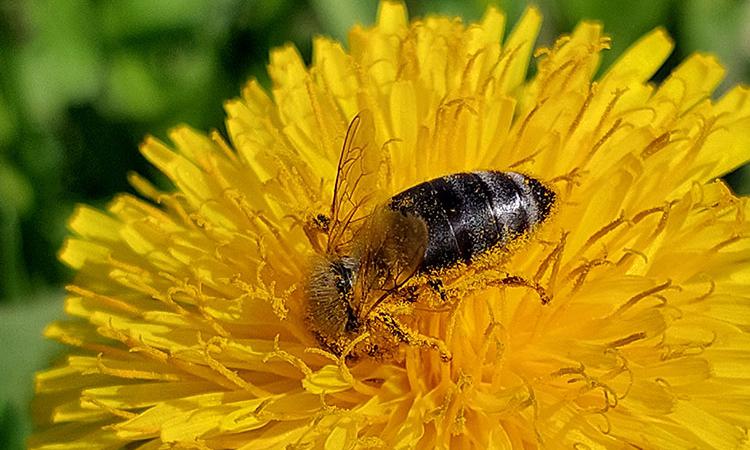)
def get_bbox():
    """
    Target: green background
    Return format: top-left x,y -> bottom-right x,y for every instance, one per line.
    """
1,0 -> 748,447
